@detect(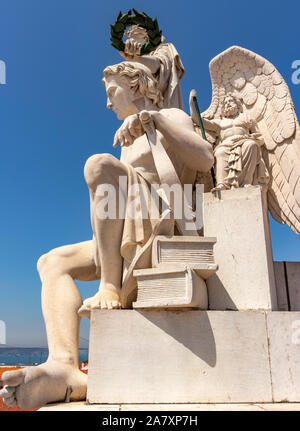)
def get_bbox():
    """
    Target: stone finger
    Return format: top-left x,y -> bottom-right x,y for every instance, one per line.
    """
113,131 -> 120,148
124,39 -> 132,55
127,39 -> 135,55
101,300 -> 107,309
122,129 -> 133,146
136,42 -> 142,55
119,132 -> 126,147
107,302 -> 113,310
128,127 -> 139,138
